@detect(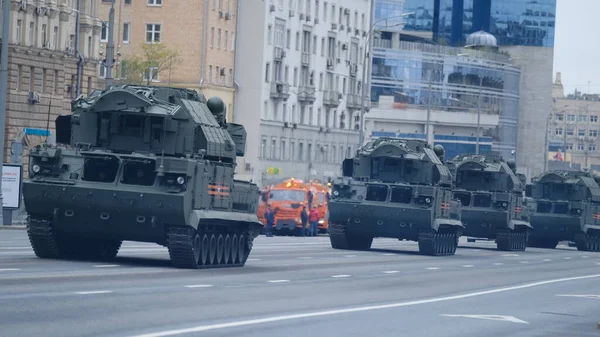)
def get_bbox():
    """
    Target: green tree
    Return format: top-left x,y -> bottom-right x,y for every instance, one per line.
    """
121,43 -> 181,85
